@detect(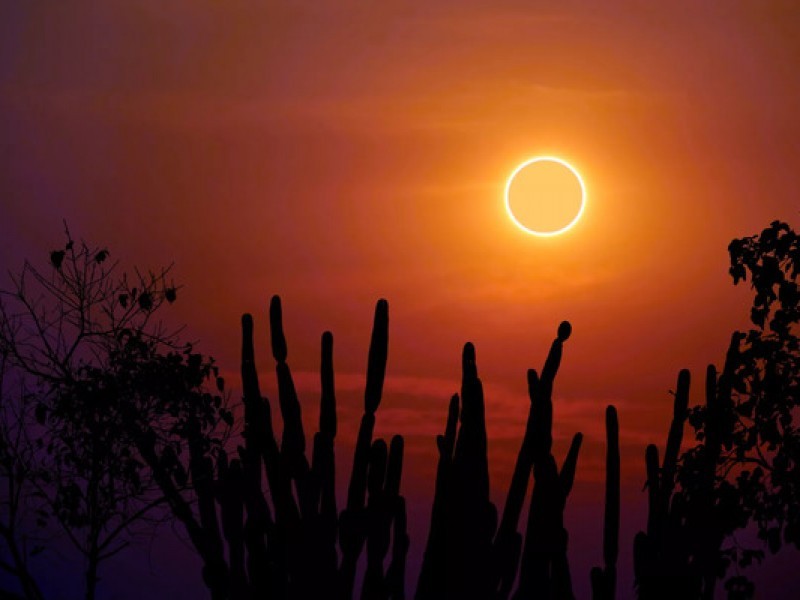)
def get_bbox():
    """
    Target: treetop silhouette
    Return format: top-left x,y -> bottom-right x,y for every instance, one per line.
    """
0,228 -> 231,600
